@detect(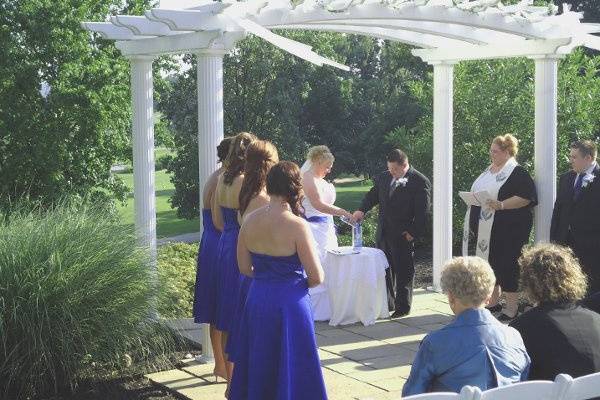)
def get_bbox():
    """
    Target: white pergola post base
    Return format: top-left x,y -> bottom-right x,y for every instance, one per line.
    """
195,49 -> 226,364
532,56 -> 560,243
130,55 -> 158,317
431,62 -> 455,292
